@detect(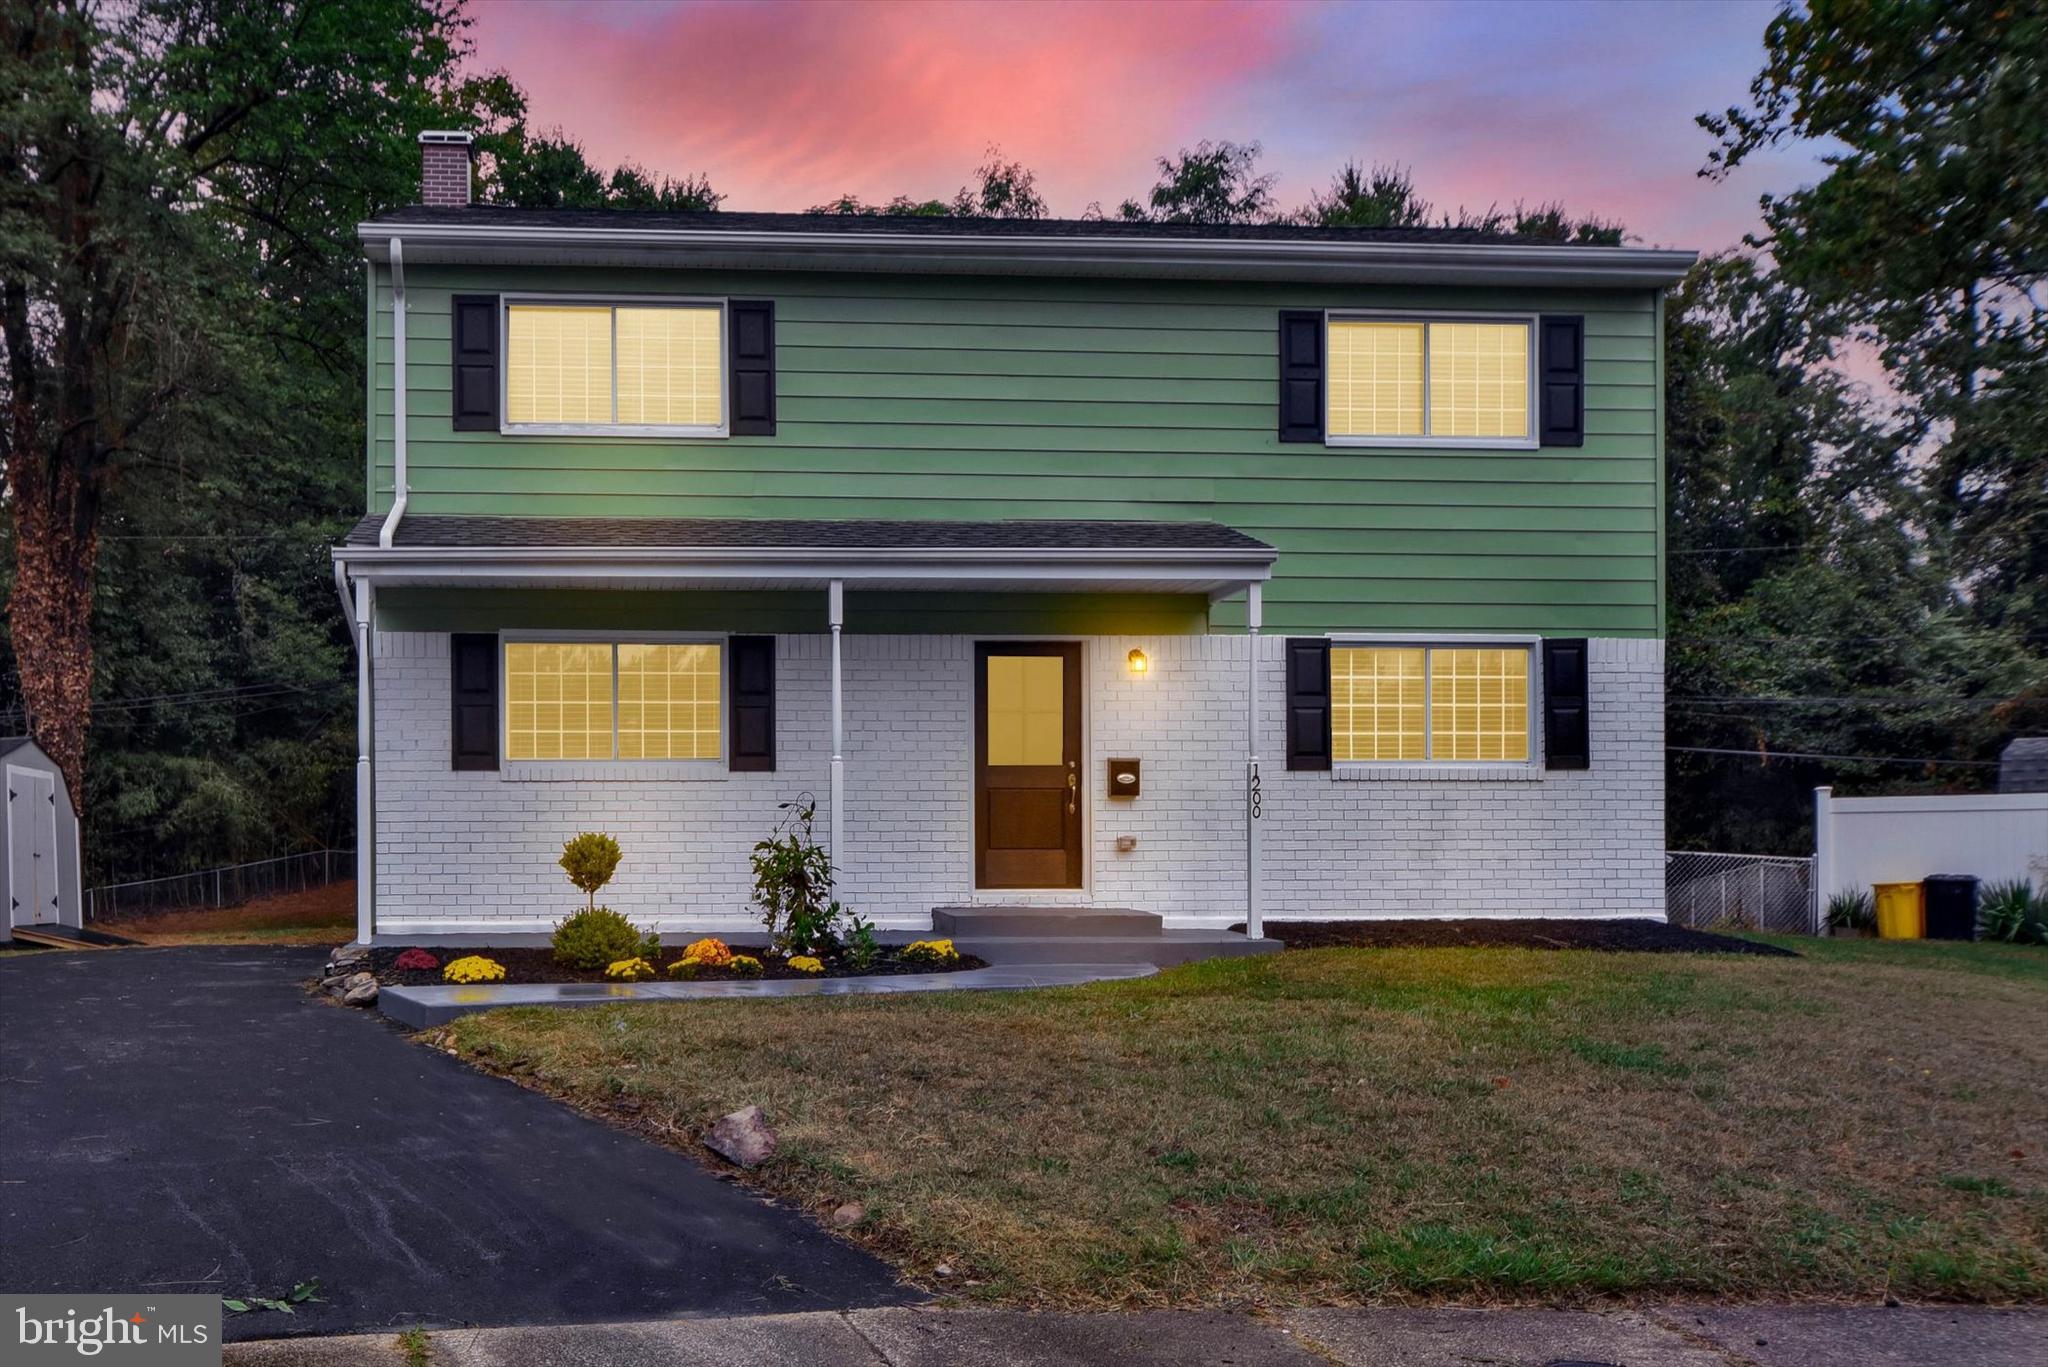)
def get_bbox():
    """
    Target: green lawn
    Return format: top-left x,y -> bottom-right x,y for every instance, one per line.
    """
438,936 -> 2048,1307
